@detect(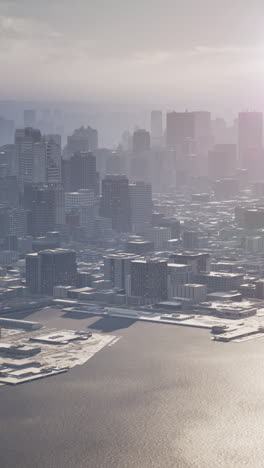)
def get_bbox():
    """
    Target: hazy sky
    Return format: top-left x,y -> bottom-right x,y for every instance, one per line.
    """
1,0 -> 264,110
